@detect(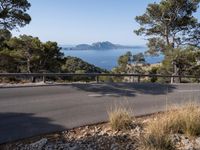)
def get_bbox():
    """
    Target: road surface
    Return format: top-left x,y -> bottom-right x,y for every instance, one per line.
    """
0,83 -> 200,144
